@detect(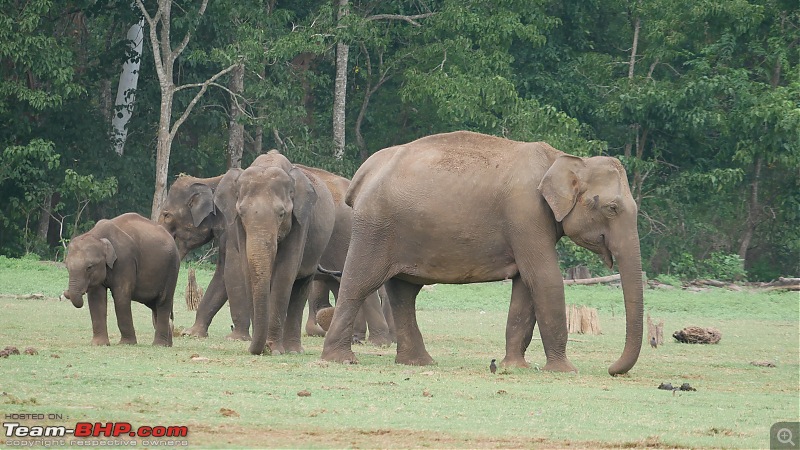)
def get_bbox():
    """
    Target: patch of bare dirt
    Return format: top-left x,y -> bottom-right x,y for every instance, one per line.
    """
184,424 -> 683,449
